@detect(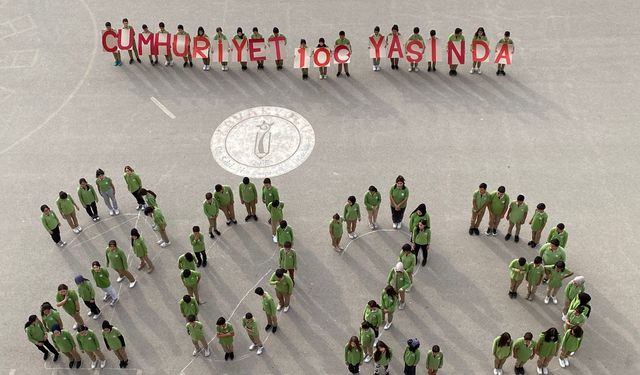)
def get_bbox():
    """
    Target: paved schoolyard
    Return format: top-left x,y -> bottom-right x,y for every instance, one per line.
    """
1,0 -> 639,374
